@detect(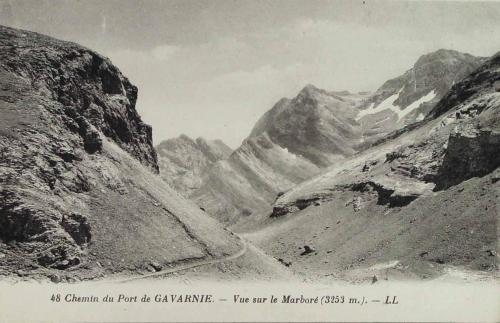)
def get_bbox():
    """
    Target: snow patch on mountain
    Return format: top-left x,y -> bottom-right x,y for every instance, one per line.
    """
356,88 -> 403,120
357,88 -> 437,121
397,89 -> 437,120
